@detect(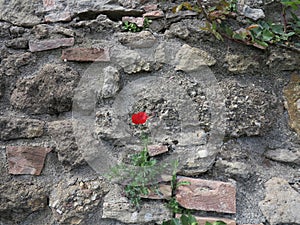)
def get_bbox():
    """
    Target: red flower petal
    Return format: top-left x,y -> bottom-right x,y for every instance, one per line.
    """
132,112 -> 149,125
